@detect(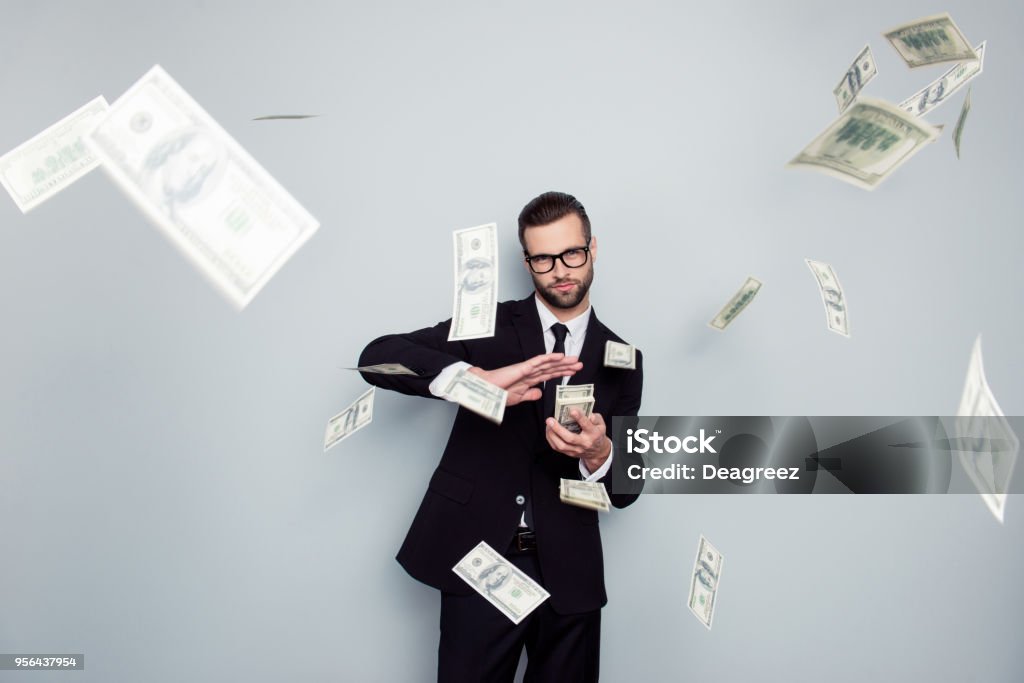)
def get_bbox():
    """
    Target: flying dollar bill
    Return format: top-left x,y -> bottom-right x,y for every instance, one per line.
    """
448,223 -> 498,341
955,335 -> 1019,523
688,535 -> 724,630
453,541 -> 550,624
0,96 -> 109,213
604,340 -> 636,369
953,87 -> 972,159
346,364 -> 419,376
899,42 -> 985,117
559,479 -> 611,512
834,44 -> 877,113
709,276 -> 762,330
443,368 -> 507,424
324,387 -> 375,451
884,13 -> 978,68
788,98 -> 940,191
87,65 -> 320,310
805,259 -> 850,337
